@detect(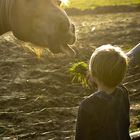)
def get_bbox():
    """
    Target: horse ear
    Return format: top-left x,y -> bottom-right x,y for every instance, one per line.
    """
56,0 -> 62,6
